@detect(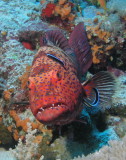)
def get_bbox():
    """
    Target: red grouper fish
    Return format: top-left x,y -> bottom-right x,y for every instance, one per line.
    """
28,22 -> 115,126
